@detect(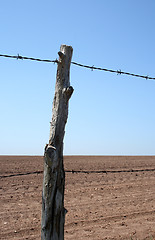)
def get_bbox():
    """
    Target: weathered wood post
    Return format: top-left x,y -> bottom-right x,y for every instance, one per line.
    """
41,45 -> 73,240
